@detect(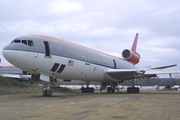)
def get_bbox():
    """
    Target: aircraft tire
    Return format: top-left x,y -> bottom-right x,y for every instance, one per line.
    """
107,88 -> 111,93
137,88 -> 140,93
43,90 -> 48,97
90,87 -> 94,93
133,88 -> 139,93
81,87 -> 85,93
111,88 -> 115,93
48,90 -> 52,97
81,87 -> 94,93
127,87 -> 132,93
